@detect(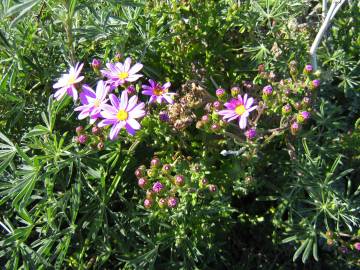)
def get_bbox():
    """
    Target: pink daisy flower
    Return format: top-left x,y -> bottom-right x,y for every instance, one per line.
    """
218,94 -> 257,129
98,90 -> 145,139
101,57 -> 143,88
142,79 -> 176,104
74,80 -> 109,124
53,63 -> 84,101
